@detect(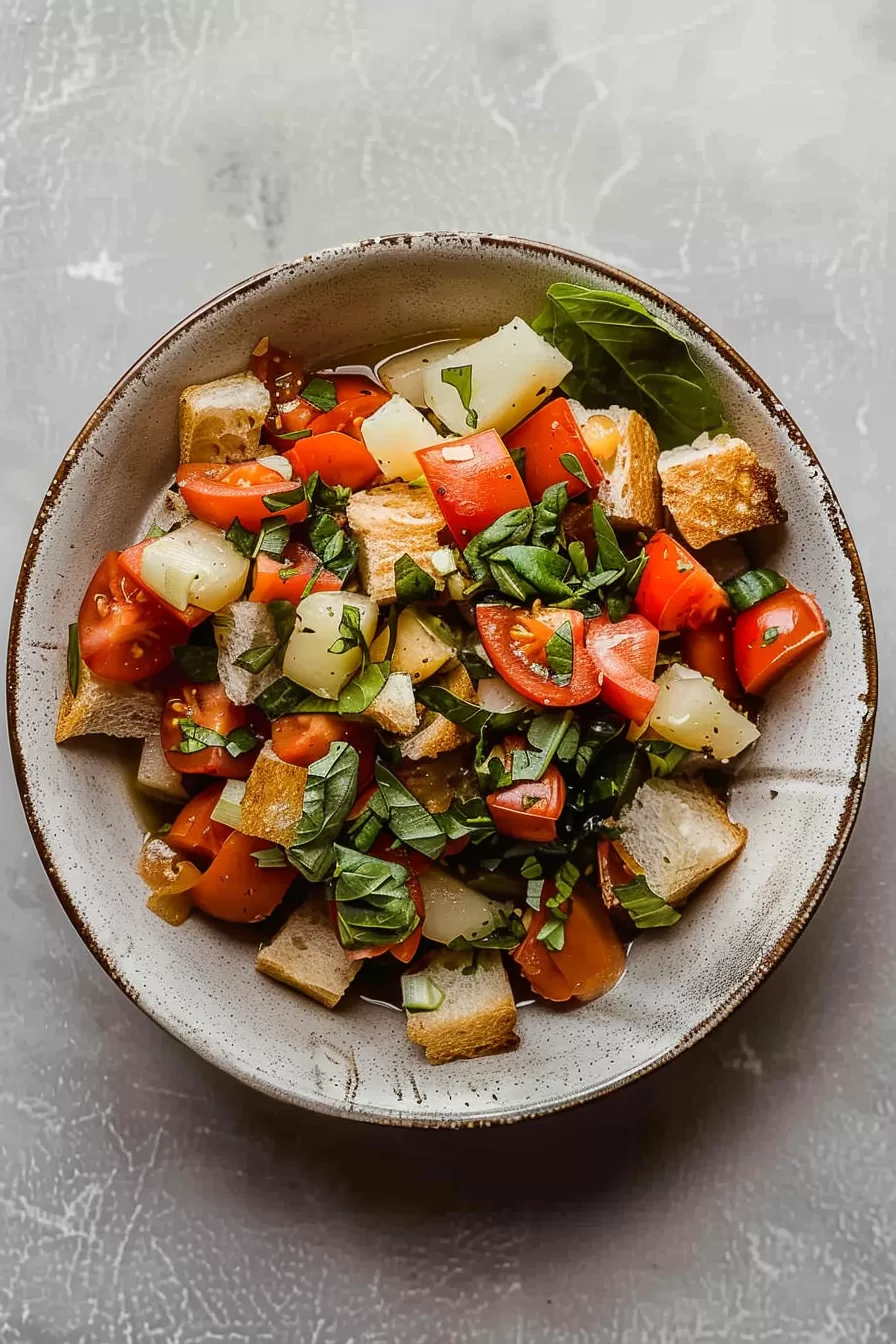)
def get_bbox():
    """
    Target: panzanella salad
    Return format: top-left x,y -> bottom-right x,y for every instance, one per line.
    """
58,285 -> 828,1065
